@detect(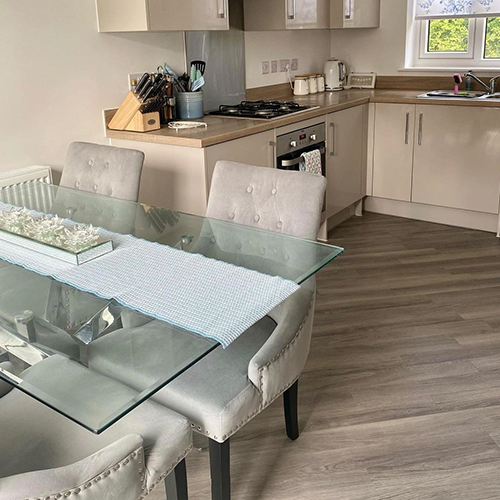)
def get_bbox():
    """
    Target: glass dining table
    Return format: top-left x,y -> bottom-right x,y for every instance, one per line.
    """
0,181 -> 343,433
